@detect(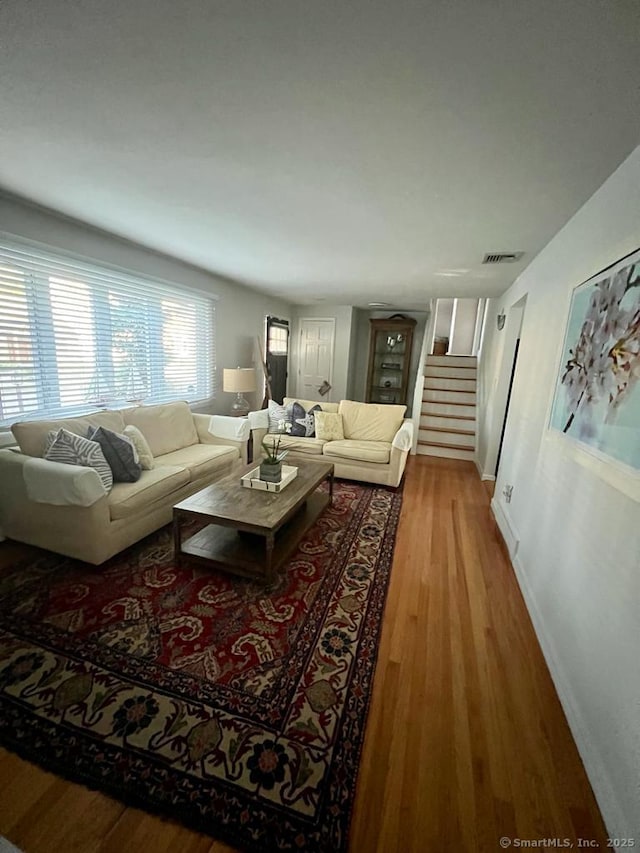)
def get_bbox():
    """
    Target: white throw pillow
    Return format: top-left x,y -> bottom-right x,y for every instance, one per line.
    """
123,424 -> 155,470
